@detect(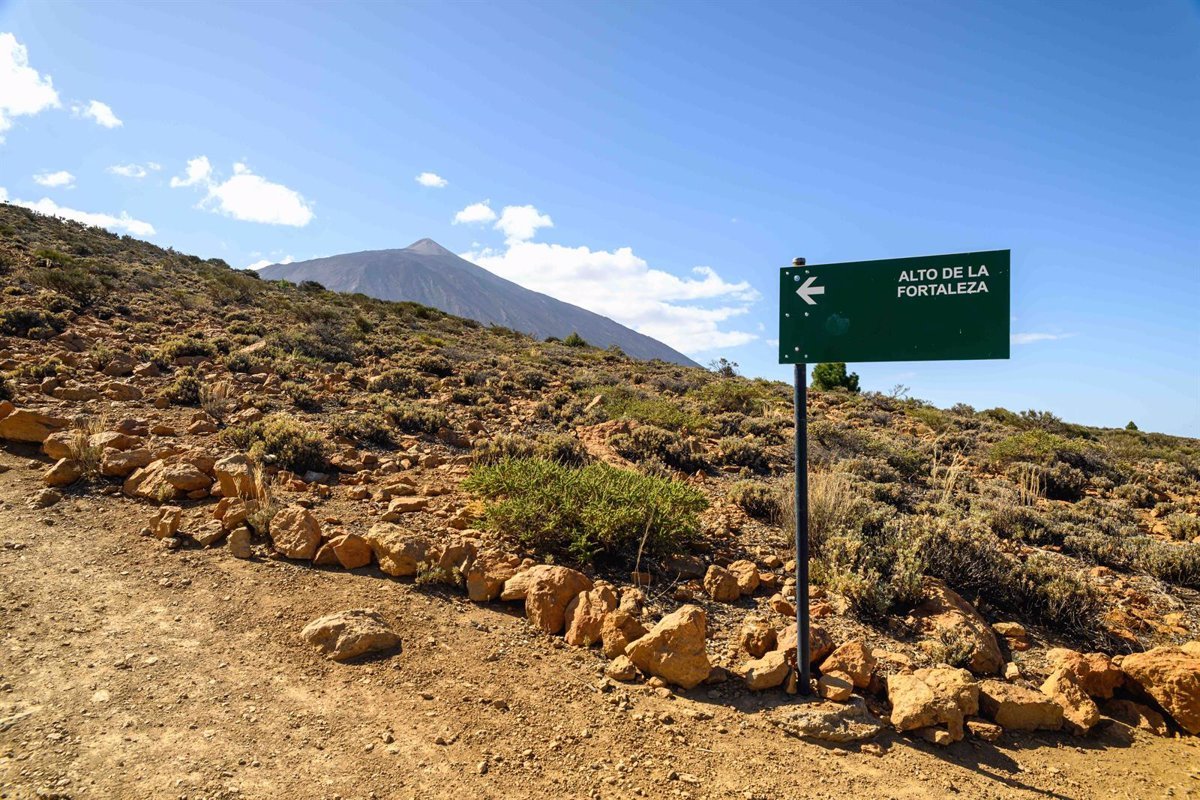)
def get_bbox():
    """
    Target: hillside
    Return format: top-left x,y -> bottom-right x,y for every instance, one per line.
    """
1,202 -> 1199,798
259,240 -> 701,367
